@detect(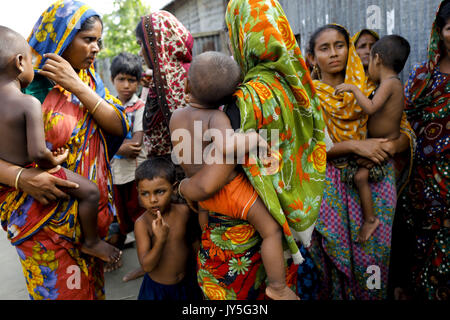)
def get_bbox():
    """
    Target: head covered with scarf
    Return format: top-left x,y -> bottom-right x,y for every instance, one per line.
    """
398,0 -> 450,300
226,0 -> 327,263
311,24 -> 368,143
27,0 -> 128,157
0,0 -> 128,300
352,29 -> 380,46
136,11 -> 193,157
405,0 -> 450,117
